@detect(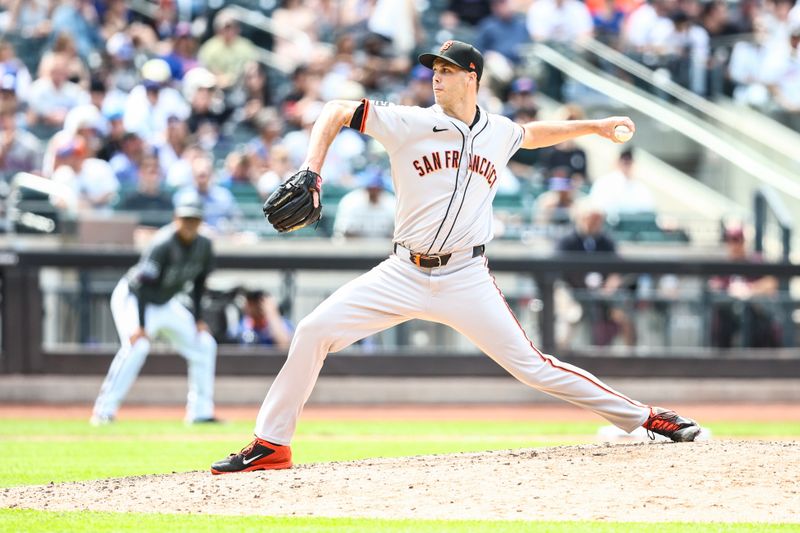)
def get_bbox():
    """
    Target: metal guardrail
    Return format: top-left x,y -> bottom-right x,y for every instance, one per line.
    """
1,247 -> 798,376
528,43 -> 800,252
575,38 -> 800,173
